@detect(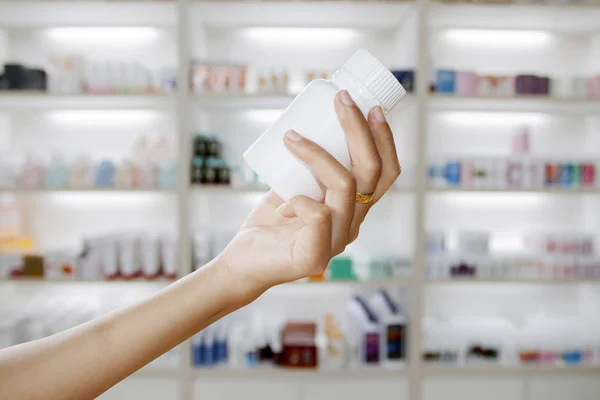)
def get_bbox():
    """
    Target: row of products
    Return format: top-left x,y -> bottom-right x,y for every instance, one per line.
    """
311,255 -> 411,282
428,157 -> 600,189
0,135 -> 177,189
426,254 -> 600,281
423,316 -> 599,367
0,290 -> 180,368
433,70 -> 600,98
189,134 -> 268,188
193,231 -> 411,280
427,231 -> 598,280
0,155 -> 177,190
1,59 -> 176,95
190,134 -> 230,185
427,231 -> 595,256
193,289 -> 408,369
189,60 -> 416,95
0,233 -> 178,281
